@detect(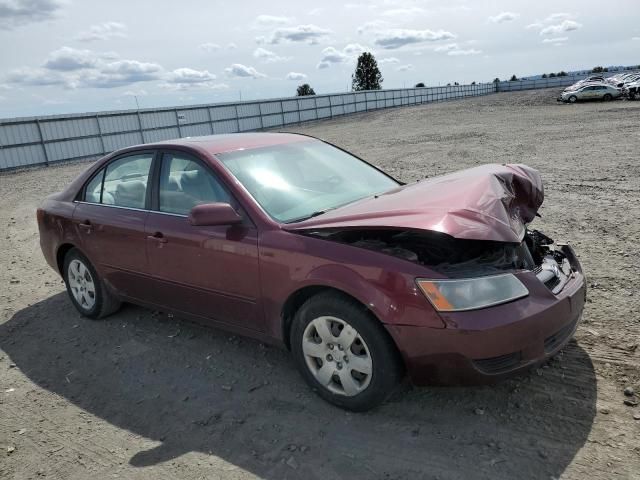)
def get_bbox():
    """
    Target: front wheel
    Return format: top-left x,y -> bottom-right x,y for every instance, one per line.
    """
63,248 -> 121,319
603,93 -> 612,101
290,292 -> 404,411
568,95 -> 578,103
